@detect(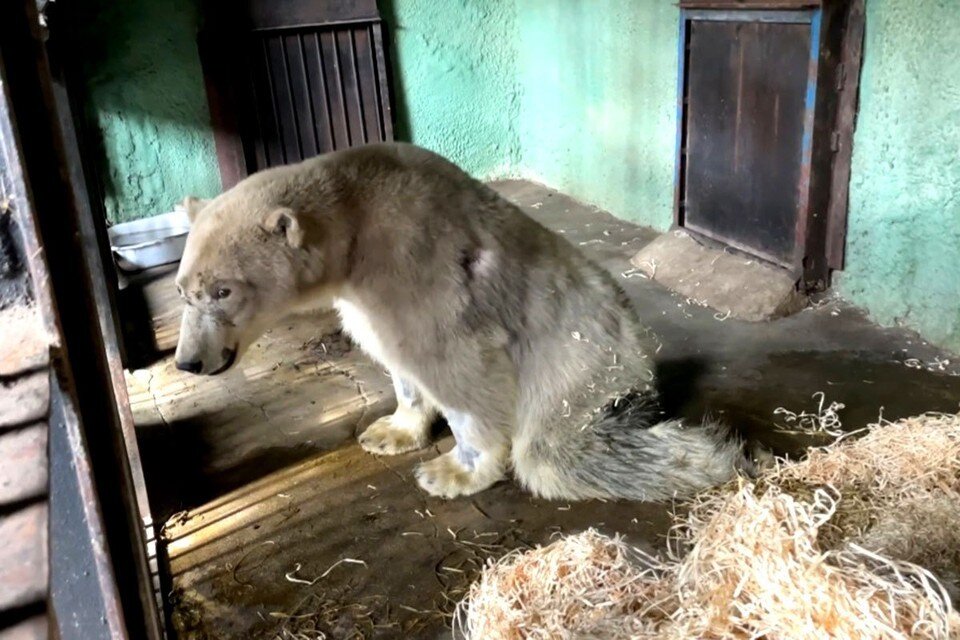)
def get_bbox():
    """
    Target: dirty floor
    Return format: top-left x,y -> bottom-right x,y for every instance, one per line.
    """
125,180 -> 960,639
